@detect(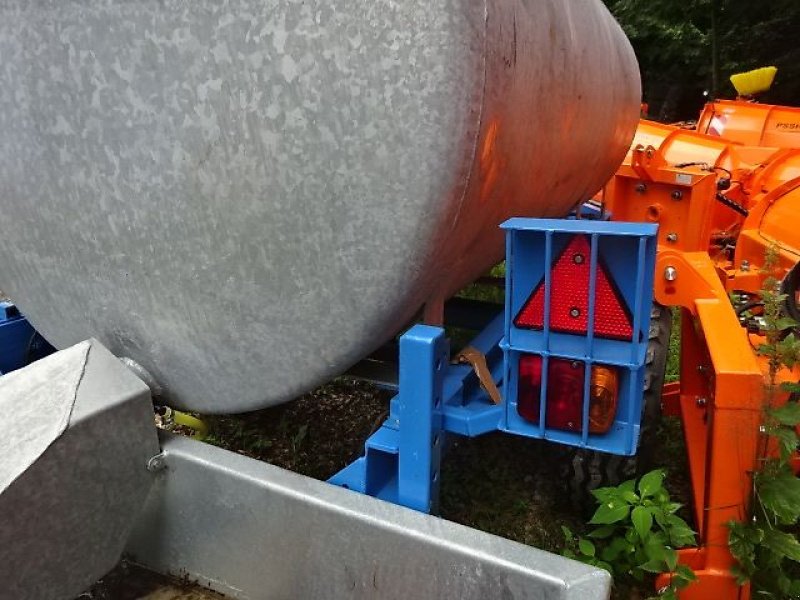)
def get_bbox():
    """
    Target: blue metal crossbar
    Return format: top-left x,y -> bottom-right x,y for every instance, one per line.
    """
0,302 -> 55,375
